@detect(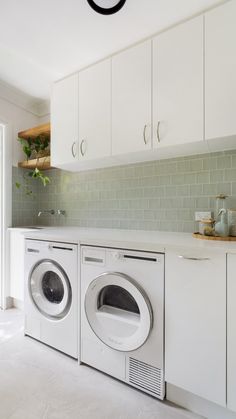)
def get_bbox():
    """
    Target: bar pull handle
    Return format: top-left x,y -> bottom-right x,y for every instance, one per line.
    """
71,141 -> 77,158
143,125 -> 148,145
80,139 -> 86,156
178,255 -> 210,261
156,121 -> 161,143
